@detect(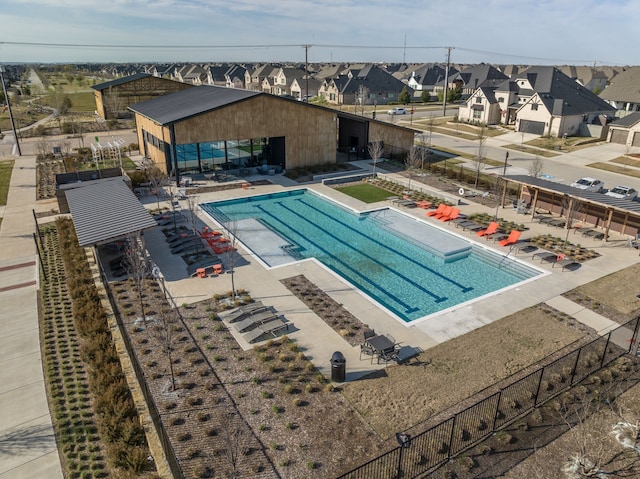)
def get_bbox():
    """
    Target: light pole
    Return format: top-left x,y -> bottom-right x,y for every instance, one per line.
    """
0,66 -> 22,156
